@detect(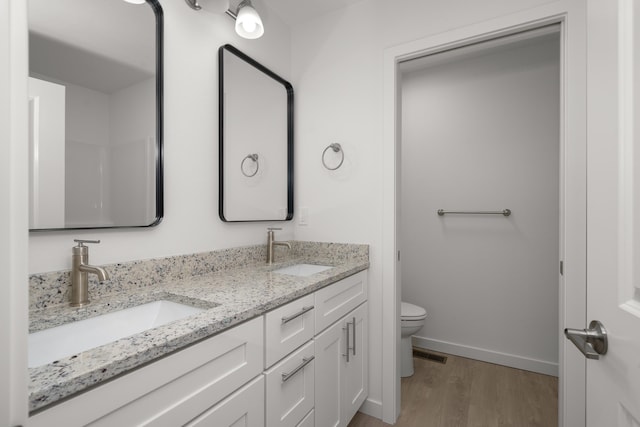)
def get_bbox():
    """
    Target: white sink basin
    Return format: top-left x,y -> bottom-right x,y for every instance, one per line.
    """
272,263 -> 333,277
28,300 -> 205,368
